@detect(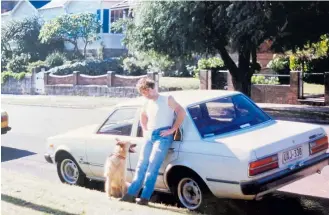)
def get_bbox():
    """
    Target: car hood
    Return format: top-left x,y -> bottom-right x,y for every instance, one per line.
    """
204,120 -> 325,159
48,124 -> 100,140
